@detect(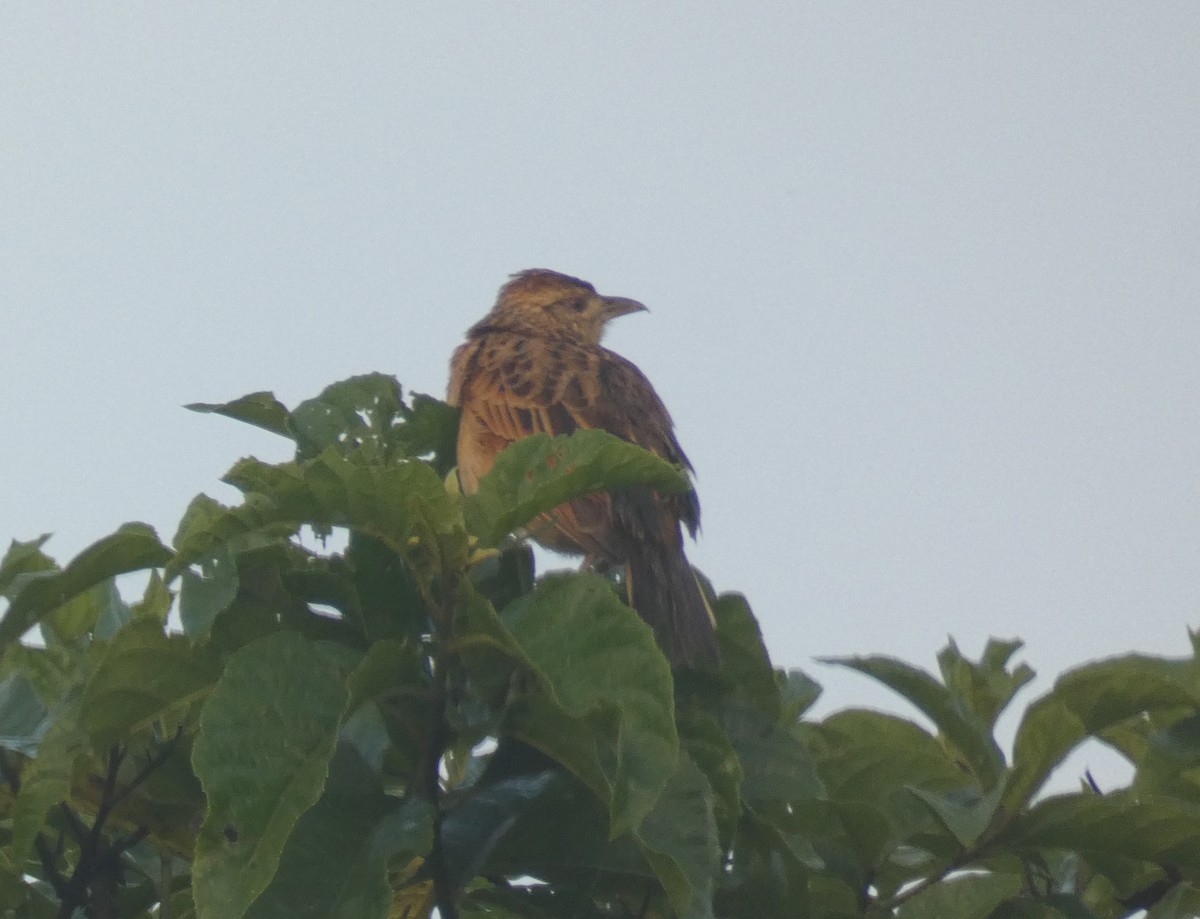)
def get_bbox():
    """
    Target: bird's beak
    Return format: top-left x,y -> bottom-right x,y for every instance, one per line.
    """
599,296 -> 649,319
